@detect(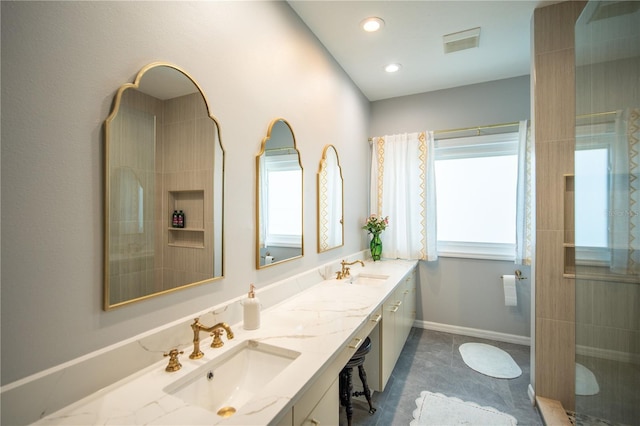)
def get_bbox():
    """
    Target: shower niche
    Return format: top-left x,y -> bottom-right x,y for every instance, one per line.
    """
168,190 -> 205,248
